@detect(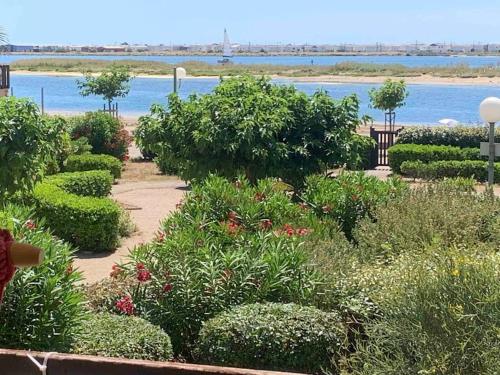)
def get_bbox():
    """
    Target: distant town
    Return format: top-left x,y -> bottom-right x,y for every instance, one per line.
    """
1,41 -> 500,55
